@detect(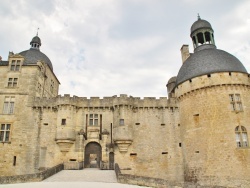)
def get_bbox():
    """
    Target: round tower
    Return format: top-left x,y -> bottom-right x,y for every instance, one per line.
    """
175,16 -> 250,187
